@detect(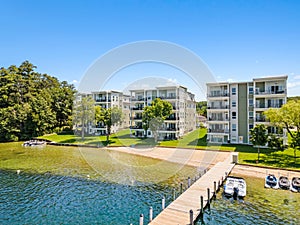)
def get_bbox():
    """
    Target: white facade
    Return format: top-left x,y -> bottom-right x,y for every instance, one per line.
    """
129,86 -> 196,140
207,75 -> 288,145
